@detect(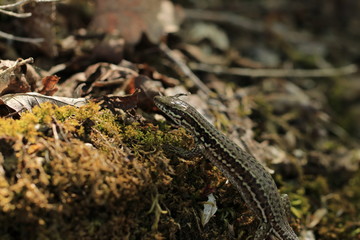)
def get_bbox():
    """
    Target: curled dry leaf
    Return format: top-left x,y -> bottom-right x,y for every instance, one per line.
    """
126,75 -> 162,110
0,58 -> 39,95
77,62 -> 139,97
94,88 -> 140,113
38,75 -> 60,96
57,61 -> 140,98
0,92 -> 87,117
90,0 -> 183,44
